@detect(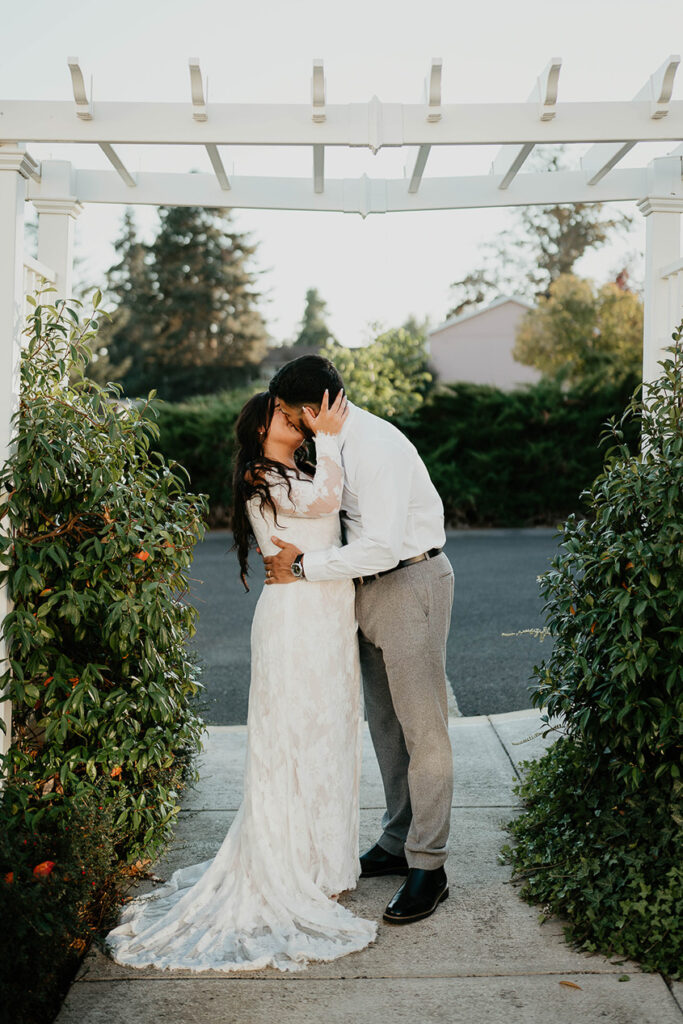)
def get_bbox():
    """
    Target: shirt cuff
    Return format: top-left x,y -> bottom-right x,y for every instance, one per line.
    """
302,546 -> 338,582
